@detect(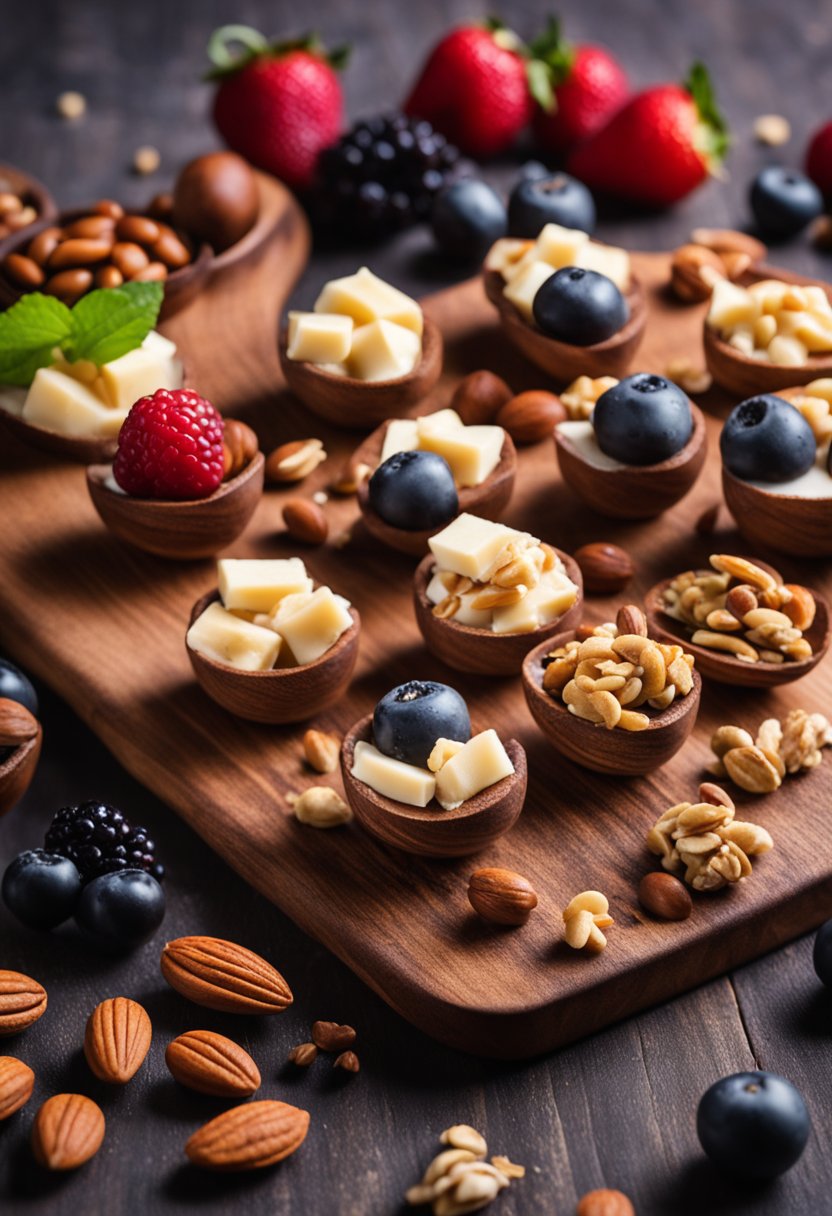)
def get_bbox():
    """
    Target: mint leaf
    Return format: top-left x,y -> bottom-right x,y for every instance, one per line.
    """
0,294 -> 74,386
65,282 -> 164,366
